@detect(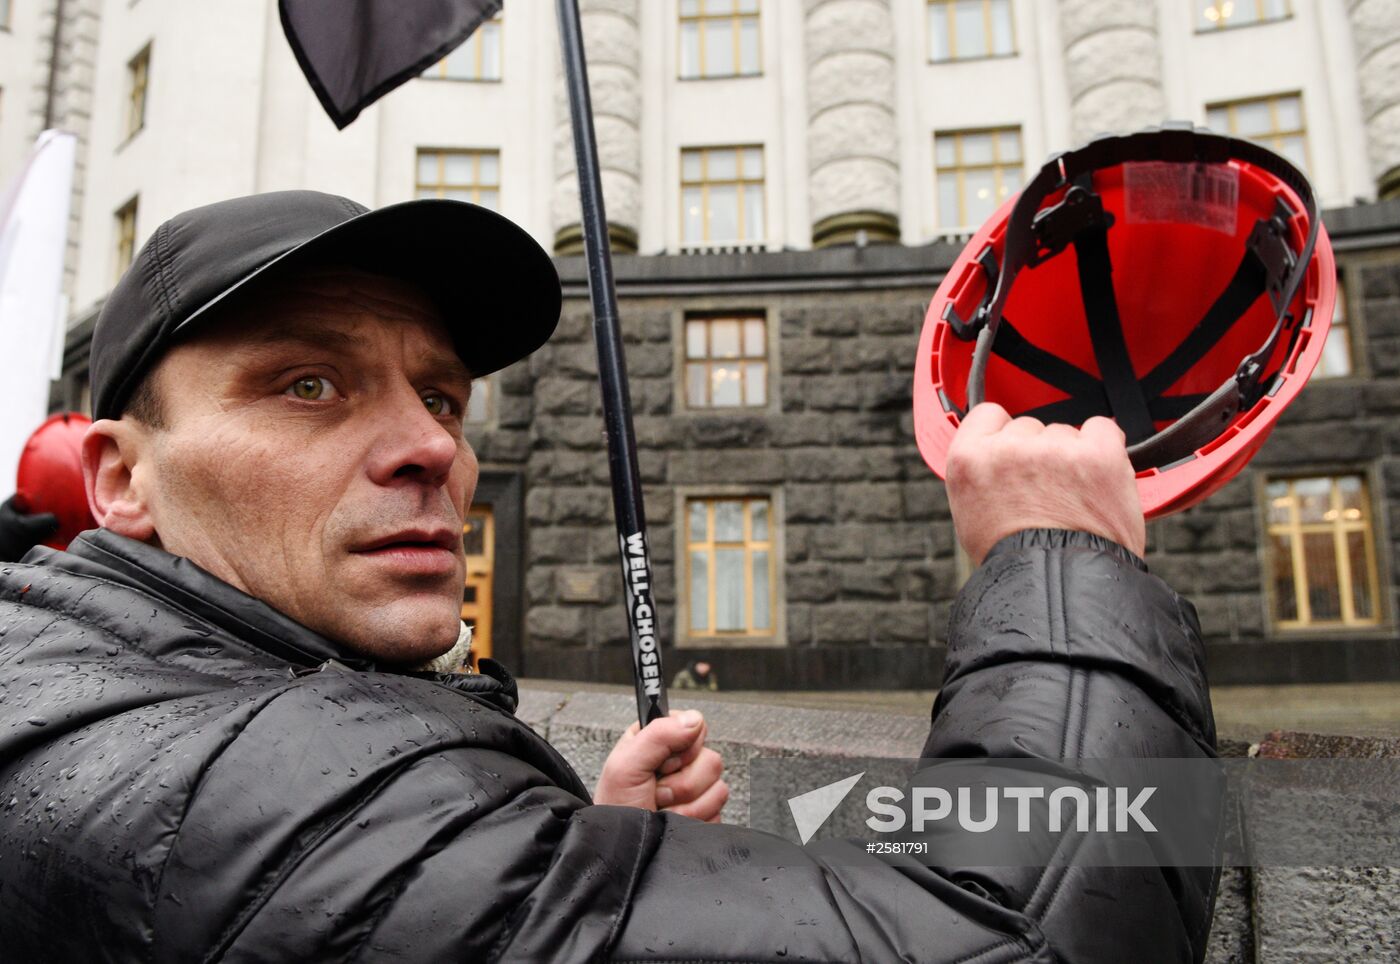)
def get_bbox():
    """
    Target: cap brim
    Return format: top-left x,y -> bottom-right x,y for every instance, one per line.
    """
170,198 -> 560,378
